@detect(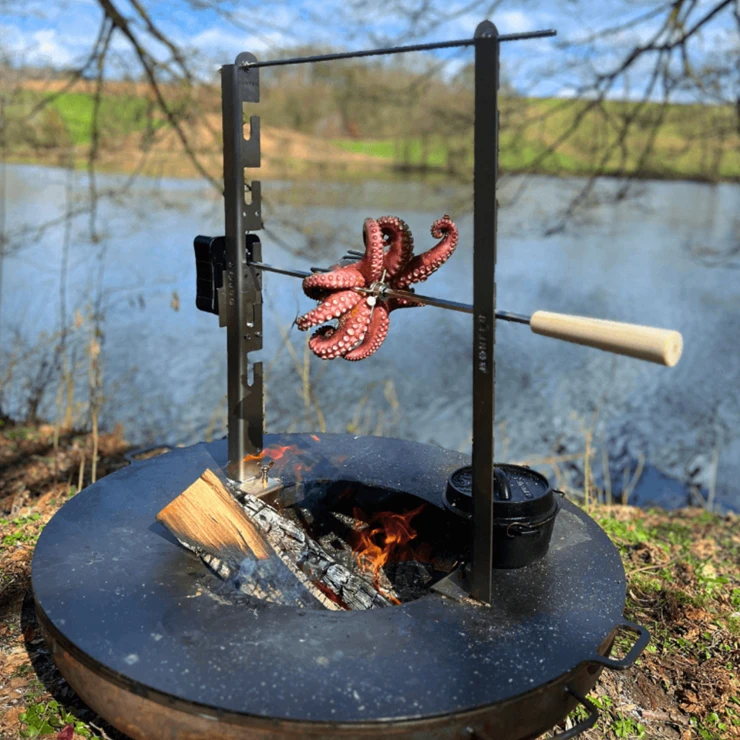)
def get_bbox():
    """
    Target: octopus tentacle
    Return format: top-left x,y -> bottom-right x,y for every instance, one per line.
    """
344,303 -> 391,361
301,218 -> 384,298
308,300 -> 373,360
302,266 -> 365,298
376,215 -> 414,278
392,215 -> 458,290
359,218 -> 386,283
295,290 -> 362,331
